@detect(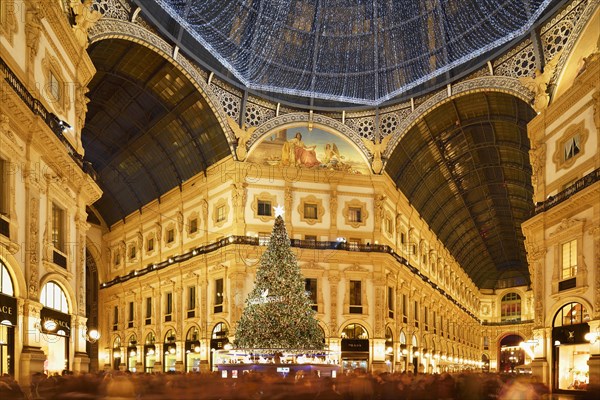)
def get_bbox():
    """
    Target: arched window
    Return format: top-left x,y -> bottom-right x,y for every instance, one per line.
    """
553,302 -> 590,327
341,323 -> 368,339
0,261 -> 14,296
187,326 -> 199,342
500,292 -> 521,322
212,322 -> 228,339
40,281 -> 68,313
